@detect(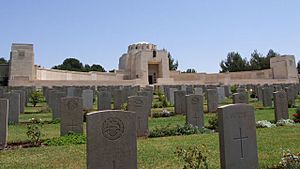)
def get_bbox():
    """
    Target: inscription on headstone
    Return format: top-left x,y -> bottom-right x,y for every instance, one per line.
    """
60,97 -> 83,136
273,91 -> 289,122
207,89 -> 218,113
128,96 -> 149,137
174,91 -> 187,114
97,91 -> 112,110
186,95 -> 204,128
86,110 -> 137,169
218,104 -> 258,169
